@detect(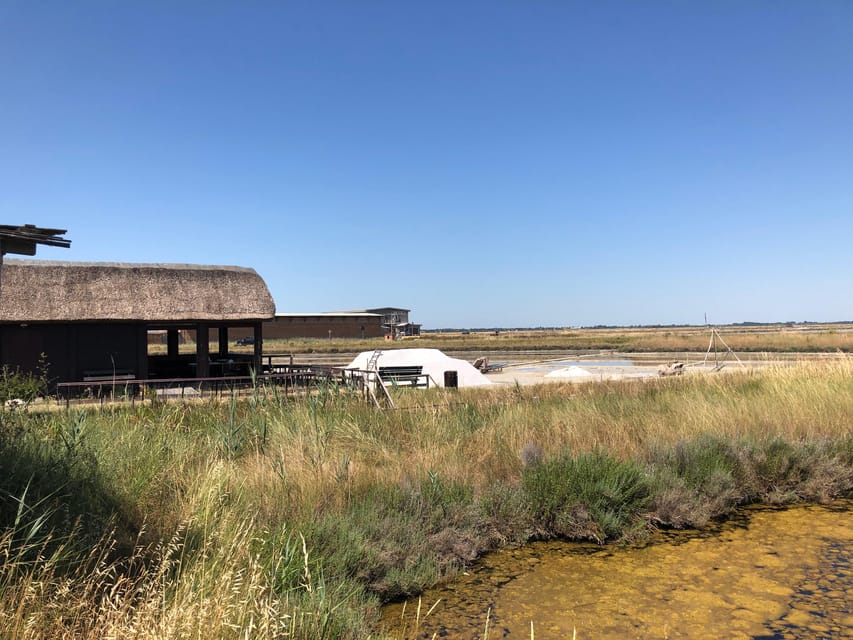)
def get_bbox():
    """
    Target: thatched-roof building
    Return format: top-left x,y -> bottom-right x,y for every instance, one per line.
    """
0,260 -> 275,385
